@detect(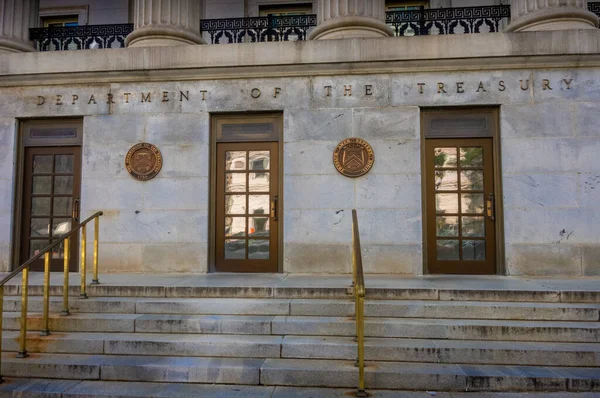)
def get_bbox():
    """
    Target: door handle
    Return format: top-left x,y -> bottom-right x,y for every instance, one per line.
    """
72,197 -> 80,222
270,196 -> 278,221
486,194 -> 495,221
